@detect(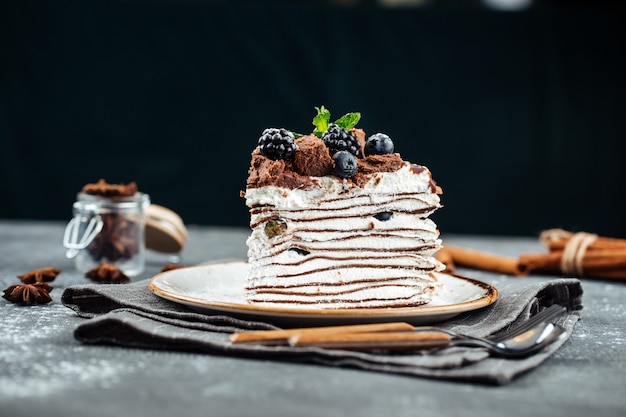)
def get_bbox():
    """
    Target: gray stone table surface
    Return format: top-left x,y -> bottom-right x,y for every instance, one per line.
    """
1,220 -> 624,417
